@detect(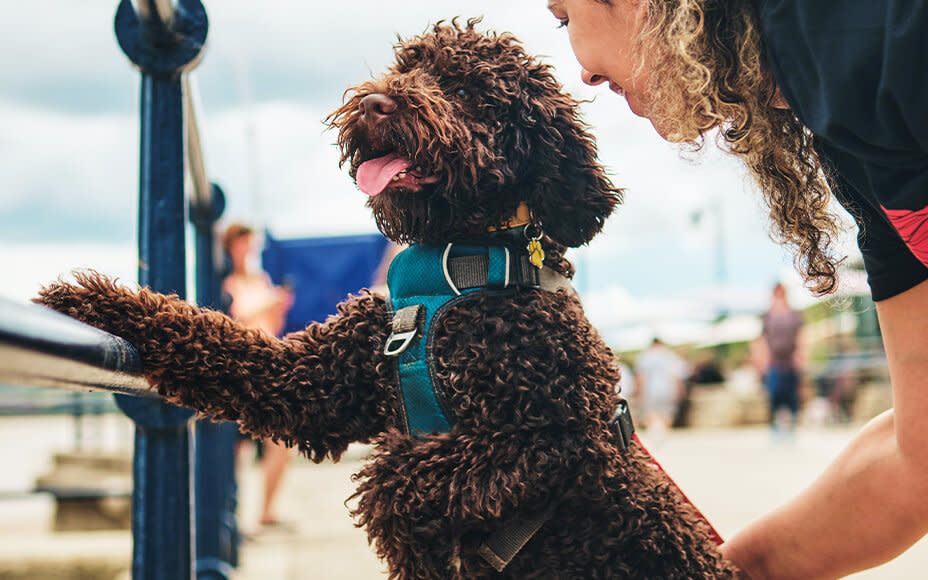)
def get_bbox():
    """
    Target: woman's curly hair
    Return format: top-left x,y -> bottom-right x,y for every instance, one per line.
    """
625,0 -> 845,294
